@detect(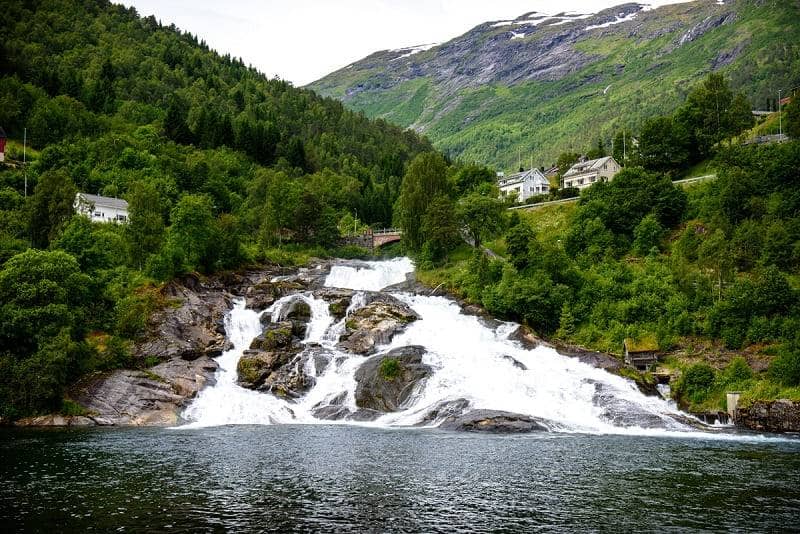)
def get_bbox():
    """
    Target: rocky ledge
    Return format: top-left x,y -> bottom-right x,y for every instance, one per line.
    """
737,400 -> 800,433
438,410 -> 552,433
337,294 -> 419,354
